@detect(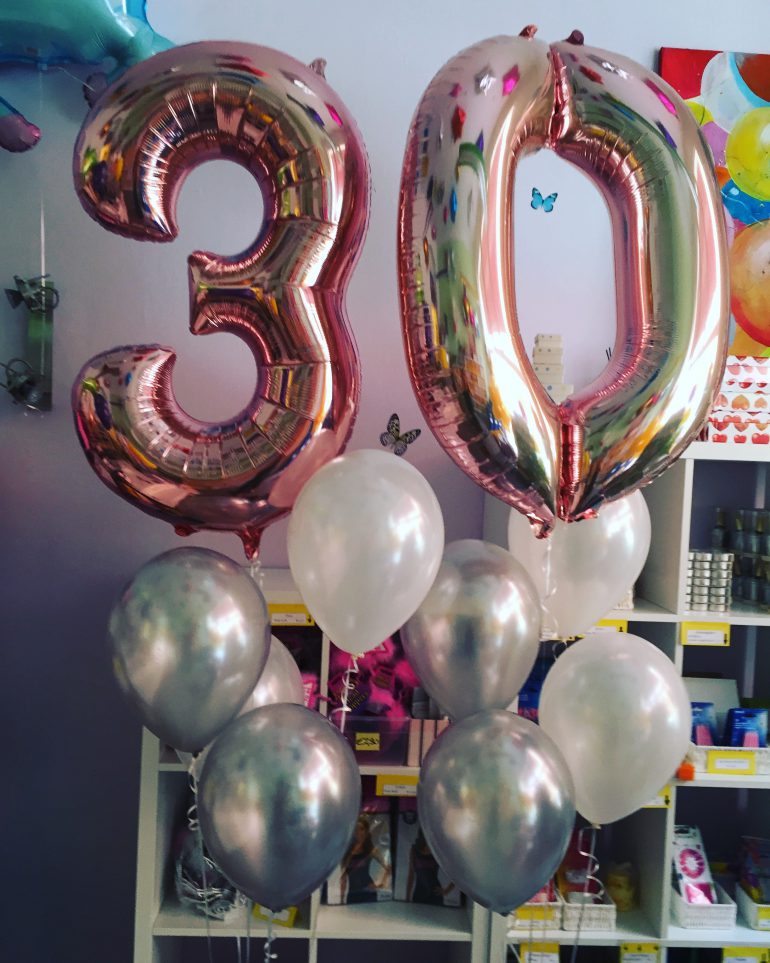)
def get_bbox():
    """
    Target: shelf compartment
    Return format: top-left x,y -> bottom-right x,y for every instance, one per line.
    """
675,773 -> 770,790
315,900 -> 472,941
685,442 -> 770,462
153,896 -> 312,938
506,908 -> 656,946
666,916 -> 770,947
